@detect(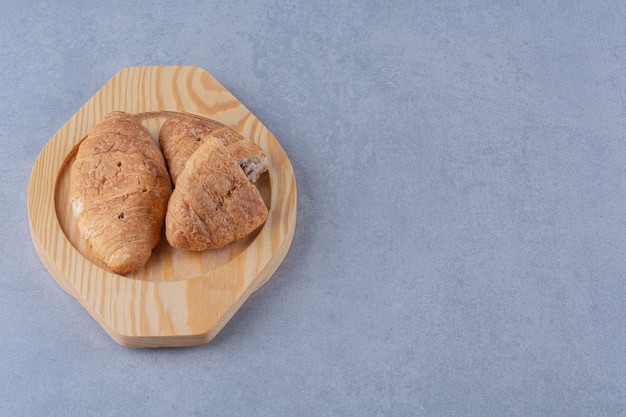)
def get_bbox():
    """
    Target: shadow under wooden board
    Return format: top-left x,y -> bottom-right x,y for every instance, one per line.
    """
27,66 -> 297,348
